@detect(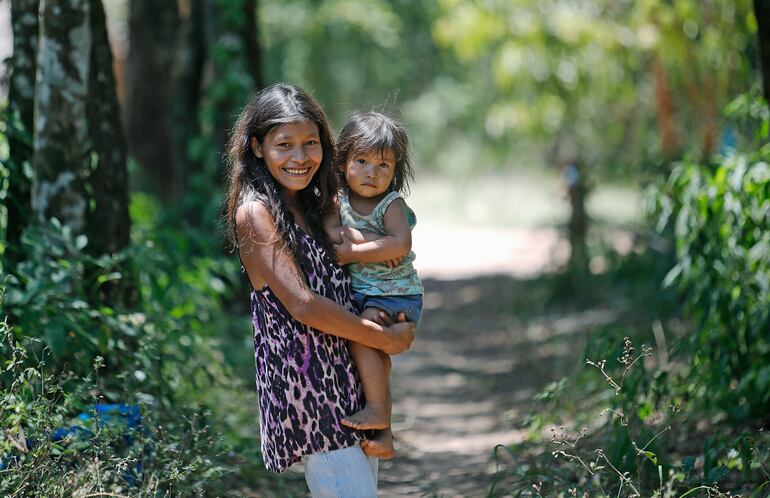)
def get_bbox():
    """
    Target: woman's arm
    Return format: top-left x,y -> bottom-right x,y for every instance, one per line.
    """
237,201 -> 415,354
335,198 -> 412,265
